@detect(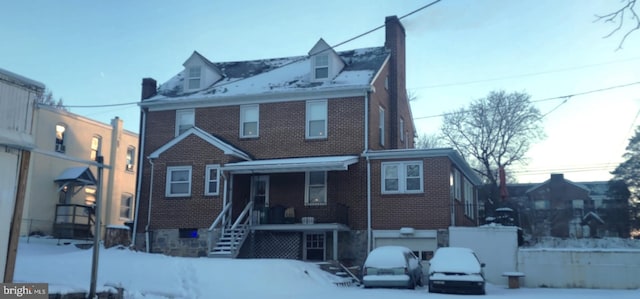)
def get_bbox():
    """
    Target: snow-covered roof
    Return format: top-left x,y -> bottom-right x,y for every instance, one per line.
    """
54,167 -> 96,185
0,67 -> 45,90
222,155 -> 358,174
142,47 -> 388,107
